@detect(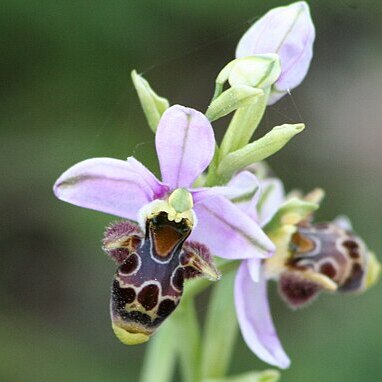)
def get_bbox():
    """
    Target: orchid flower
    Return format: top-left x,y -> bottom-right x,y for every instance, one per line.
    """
53,104 -> 275,344
232,174 -> 380,369
53,105 -> 274,259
